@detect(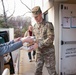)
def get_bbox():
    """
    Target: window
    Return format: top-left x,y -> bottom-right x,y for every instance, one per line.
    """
44,11 -> 48,21
0,31 -> 9,44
